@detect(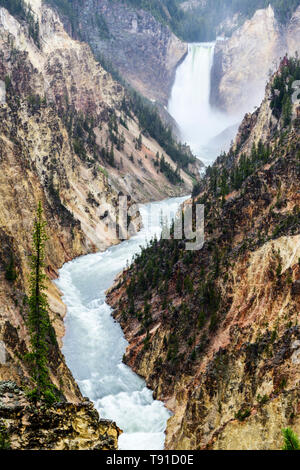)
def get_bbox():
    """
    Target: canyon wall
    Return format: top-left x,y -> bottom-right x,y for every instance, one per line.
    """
107,62 -> 300,450
211,5 -> 300,117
